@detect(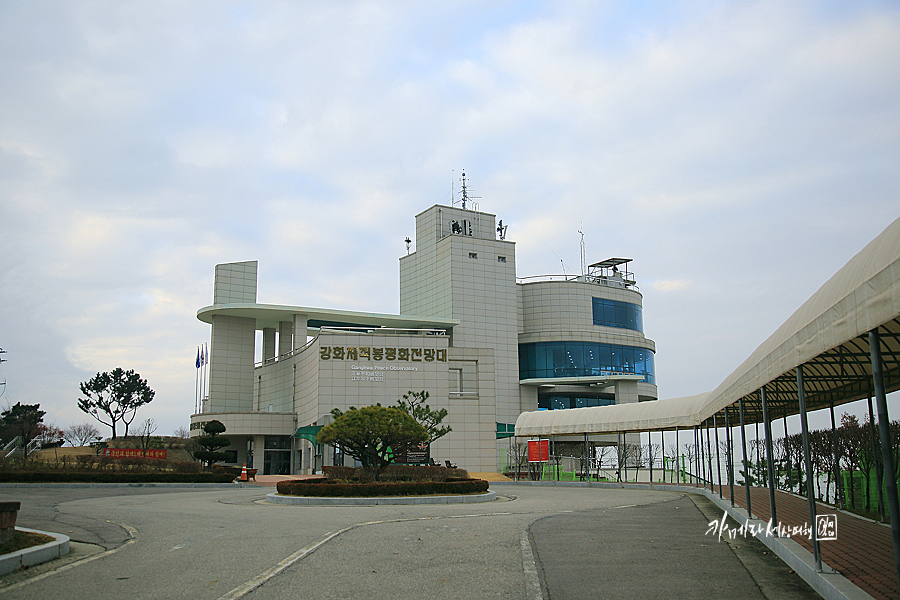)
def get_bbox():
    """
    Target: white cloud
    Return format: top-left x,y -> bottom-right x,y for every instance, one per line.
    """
0,1 -> 898,436
651,279 -> 691,293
